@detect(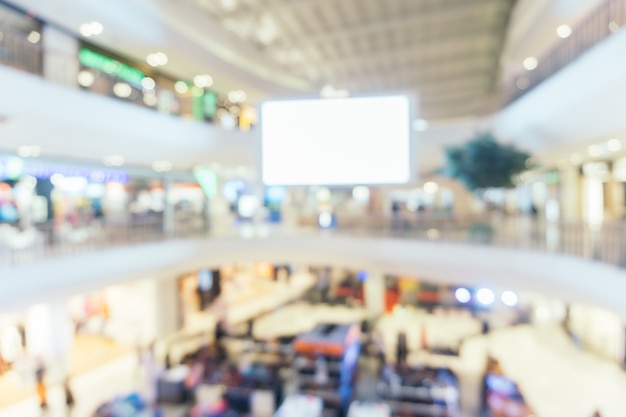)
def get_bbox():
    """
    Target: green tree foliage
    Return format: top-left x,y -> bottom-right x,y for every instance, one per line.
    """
442,132 -> 531,192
